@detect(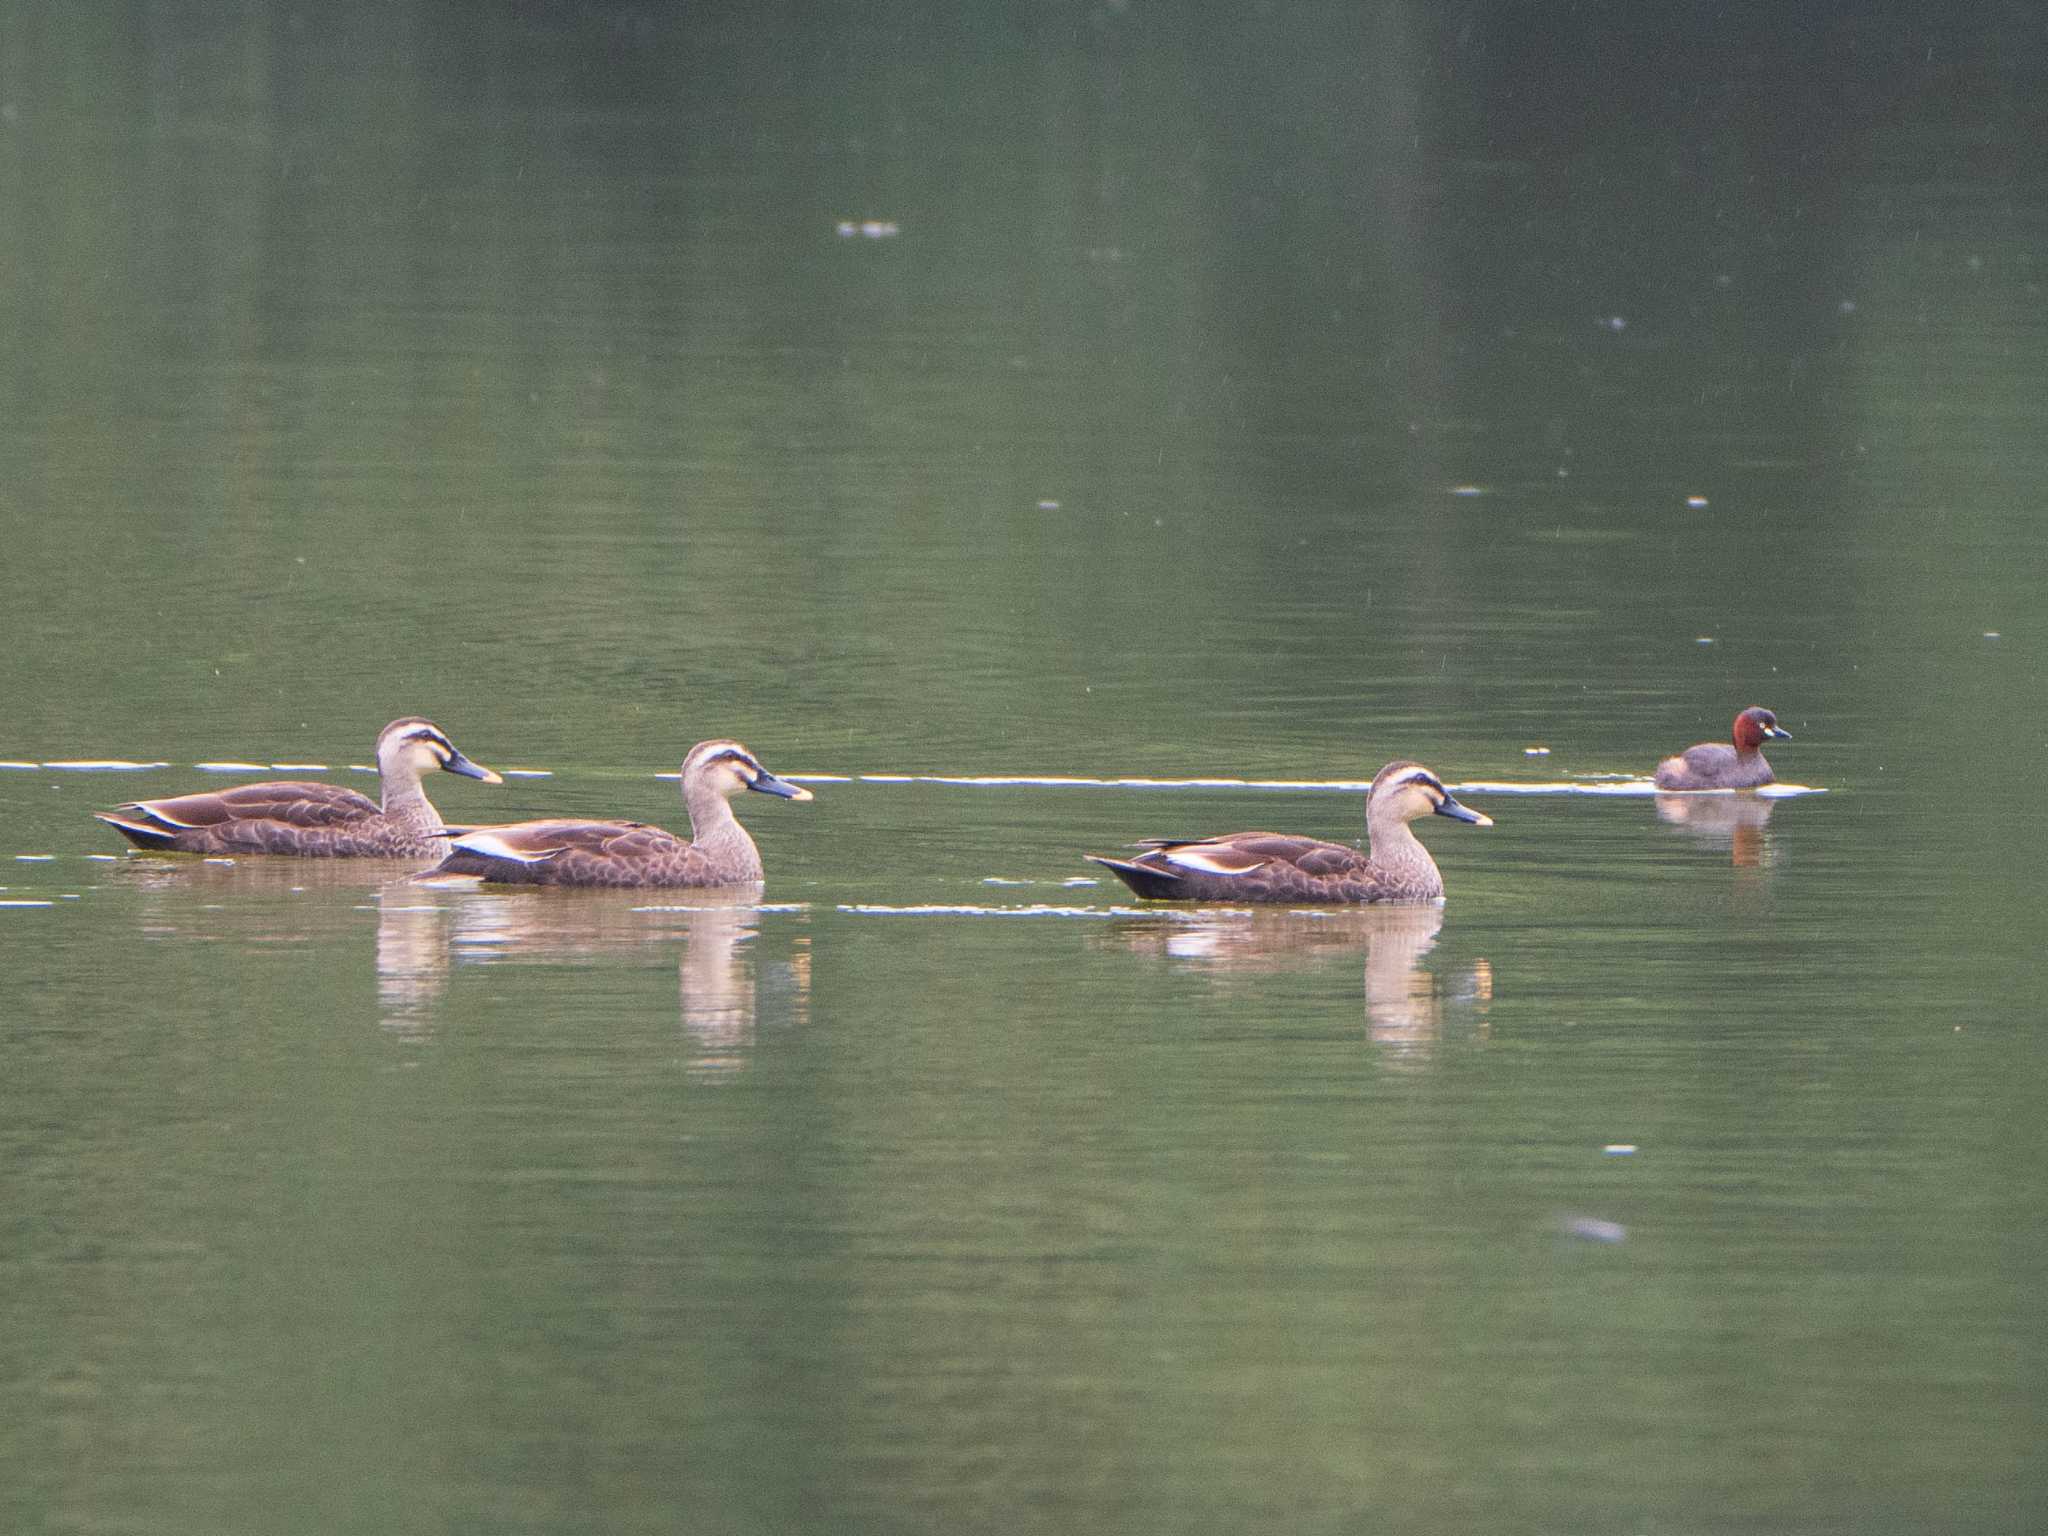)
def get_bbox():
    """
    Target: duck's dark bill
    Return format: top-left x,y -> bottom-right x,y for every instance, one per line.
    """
1434,795 -> 1492,826
444,751 -> 504,784
750,773 -> 813,802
